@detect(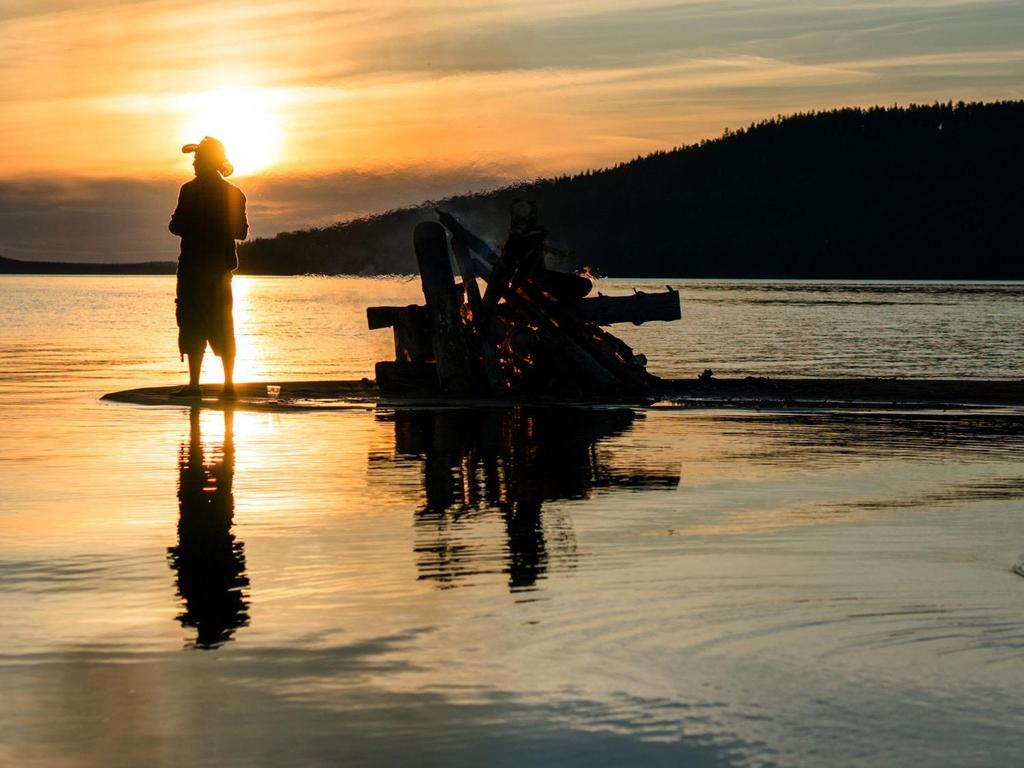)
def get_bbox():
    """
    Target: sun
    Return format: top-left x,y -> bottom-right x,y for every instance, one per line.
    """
181,88 -> 282,176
